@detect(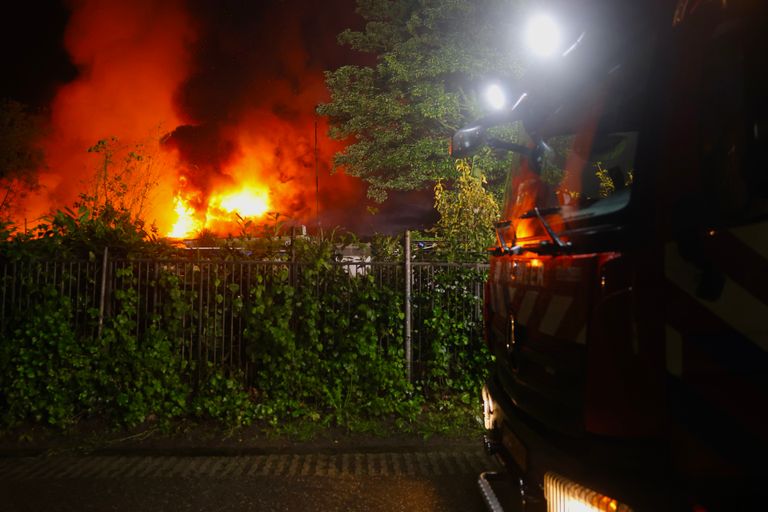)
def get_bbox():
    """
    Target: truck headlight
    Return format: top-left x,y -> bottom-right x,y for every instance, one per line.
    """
482,384 -> 497,430
484,83 -> 507,111
525,14 -> 562,57
544,471 -> 633,512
